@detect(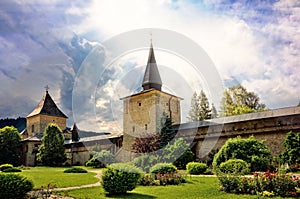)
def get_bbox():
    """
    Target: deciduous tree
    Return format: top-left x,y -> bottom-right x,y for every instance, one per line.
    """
0,126 -> 21,165
220,85 -> 266,116
37,123 -> 66,166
